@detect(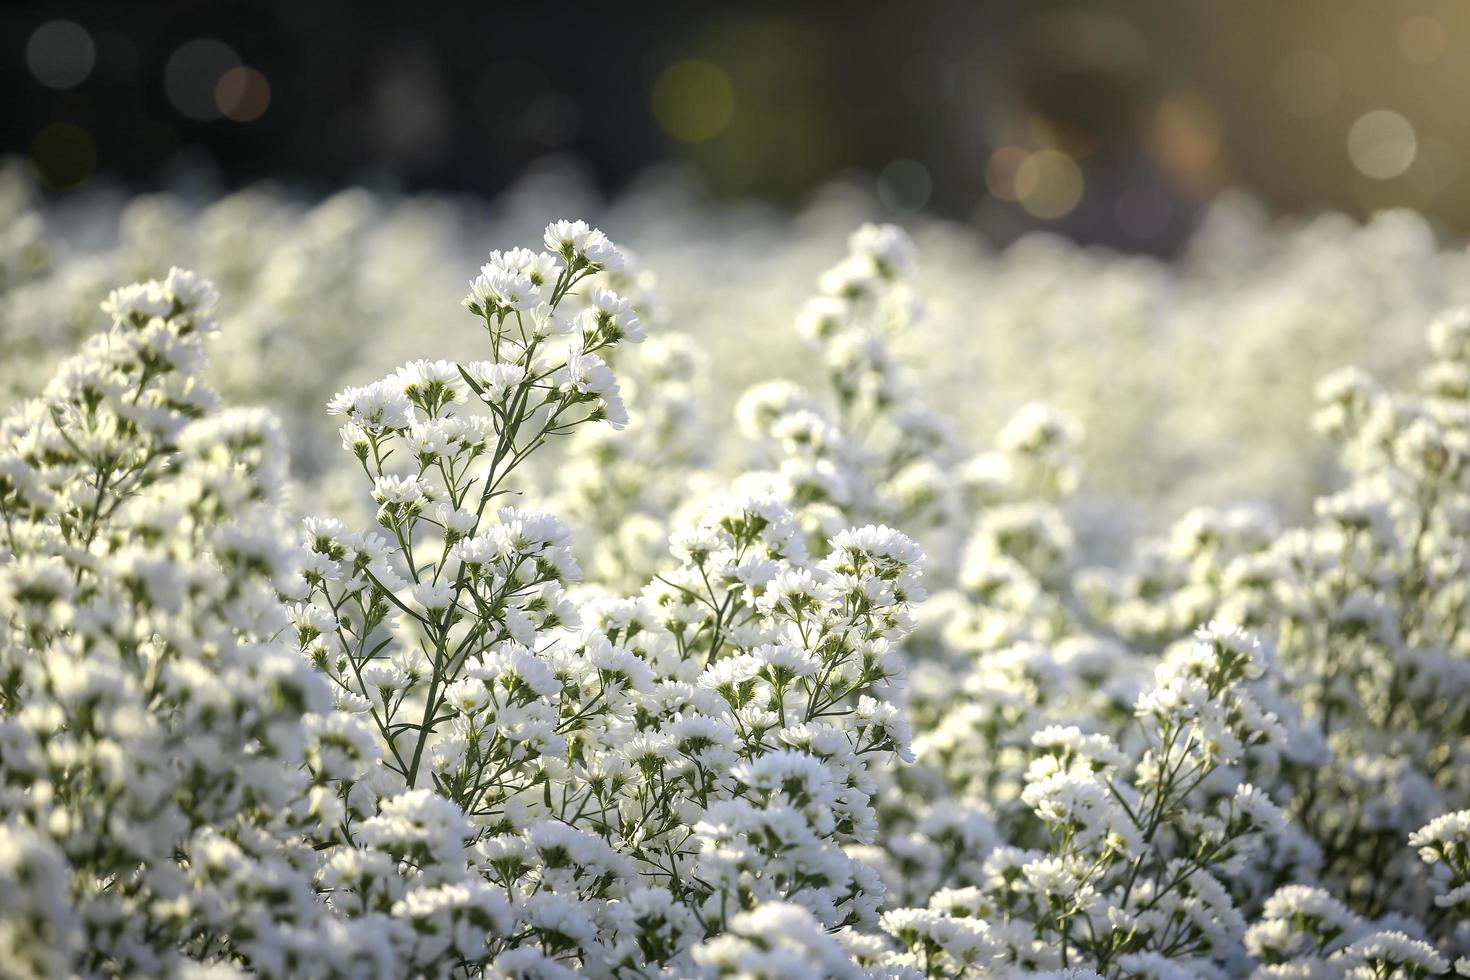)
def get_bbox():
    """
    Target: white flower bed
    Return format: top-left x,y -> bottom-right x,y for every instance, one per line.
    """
3,195 -> 1470,977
